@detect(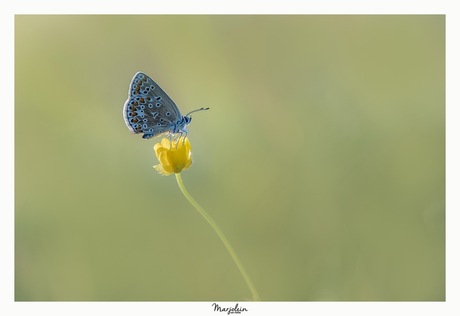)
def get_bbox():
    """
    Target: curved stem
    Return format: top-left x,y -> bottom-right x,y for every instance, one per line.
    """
175,173 -> 260,301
